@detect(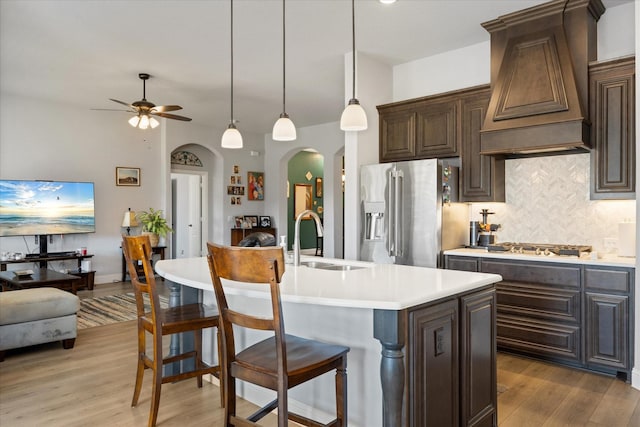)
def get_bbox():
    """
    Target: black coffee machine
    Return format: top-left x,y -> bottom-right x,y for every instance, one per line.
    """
470,209 -> 500,247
